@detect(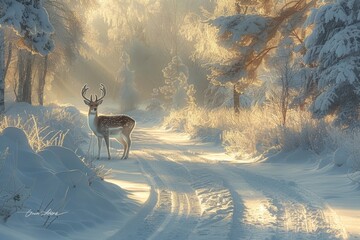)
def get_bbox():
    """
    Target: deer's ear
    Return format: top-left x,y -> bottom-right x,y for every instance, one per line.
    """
97,99 -> 103,105
84,100 -> 91,105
